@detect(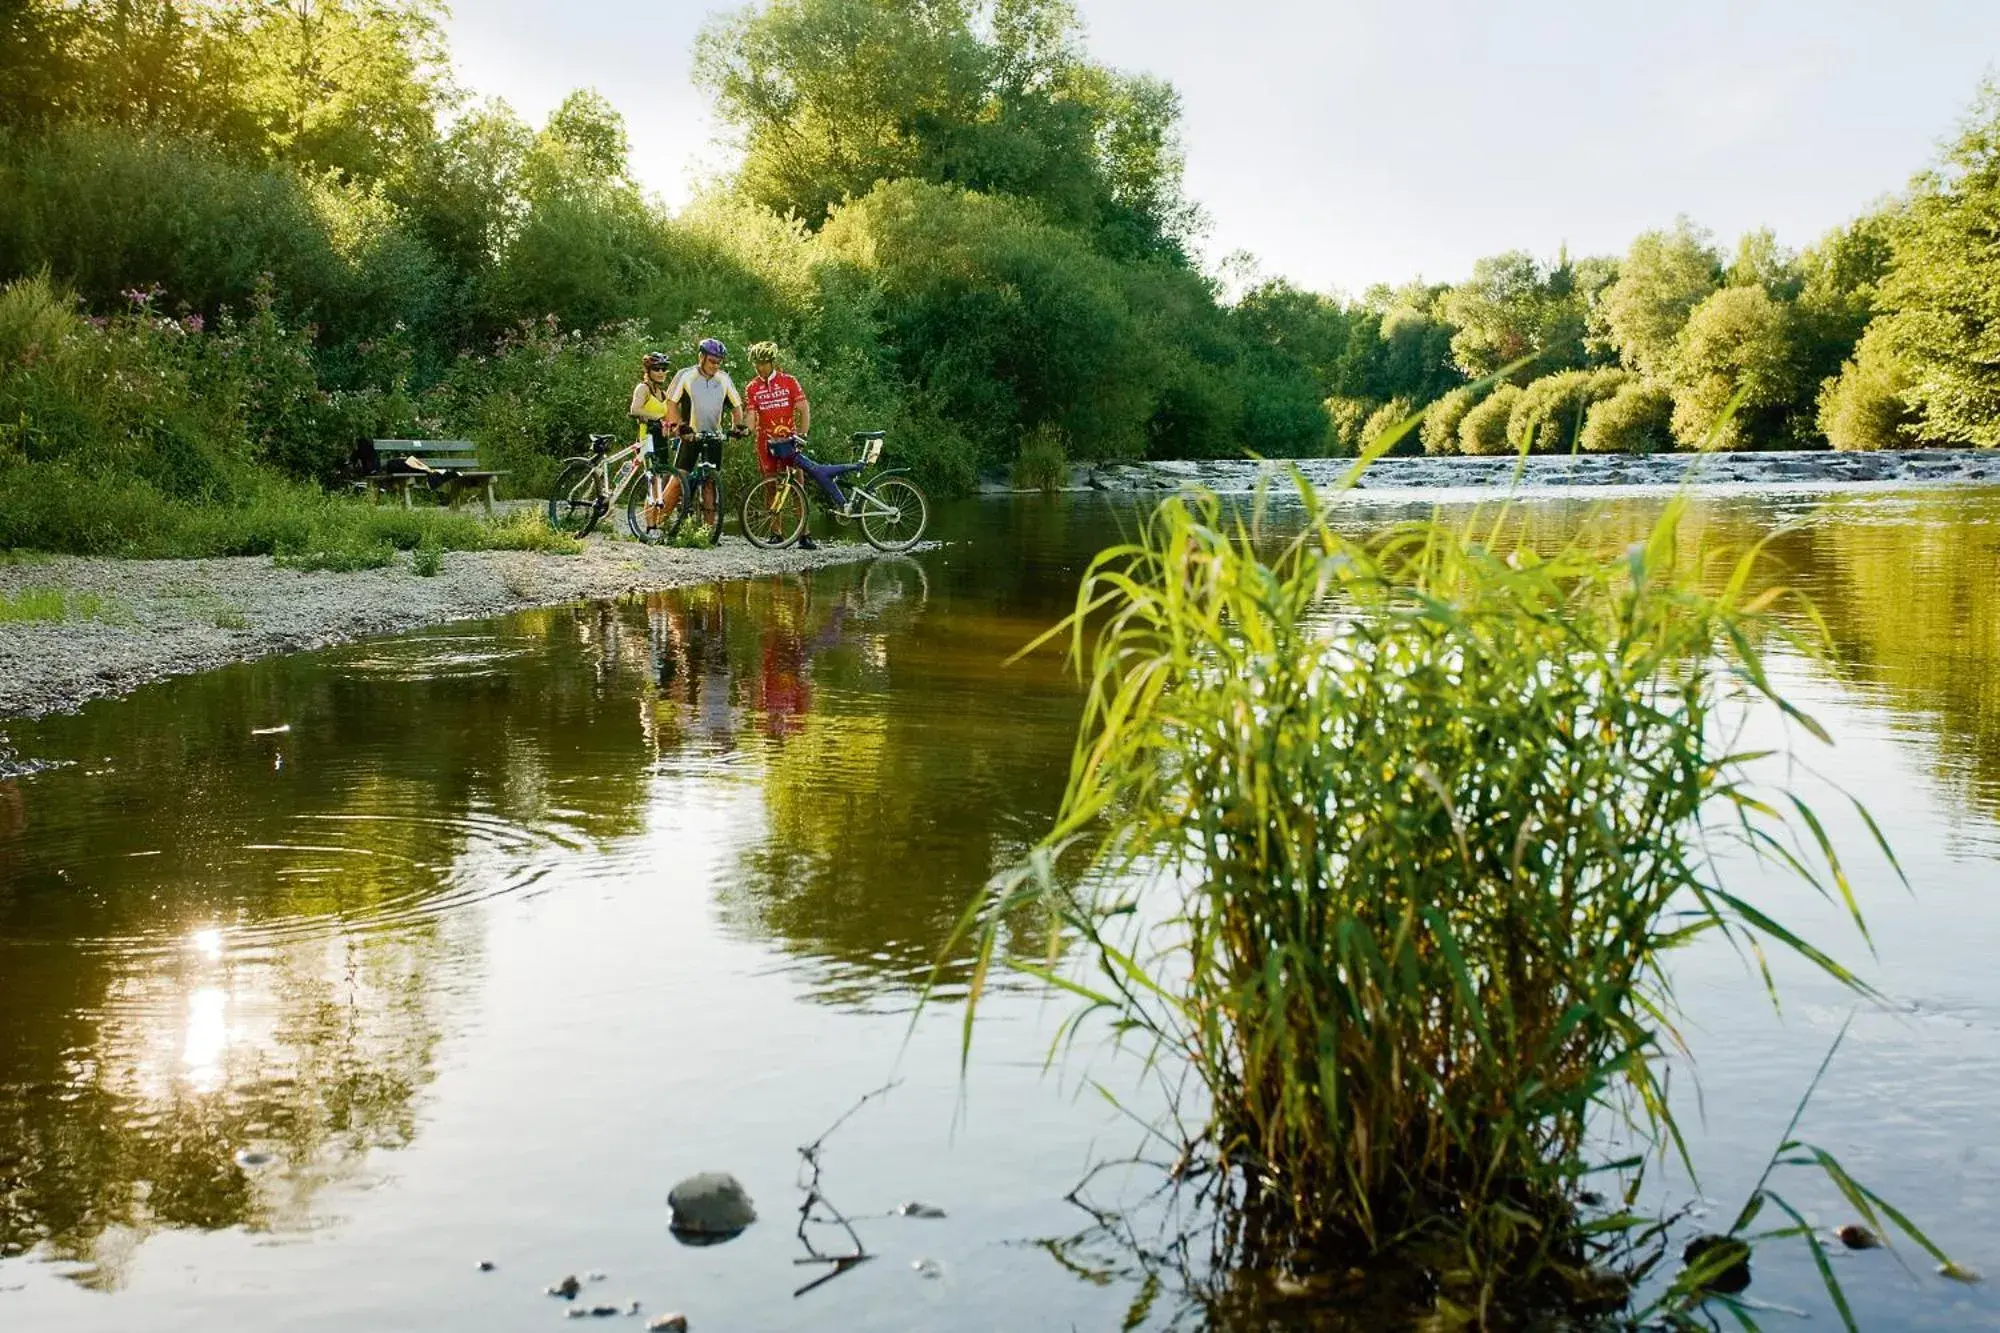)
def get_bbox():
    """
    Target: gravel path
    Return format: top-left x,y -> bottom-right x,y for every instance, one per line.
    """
0,537 -> 881,722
